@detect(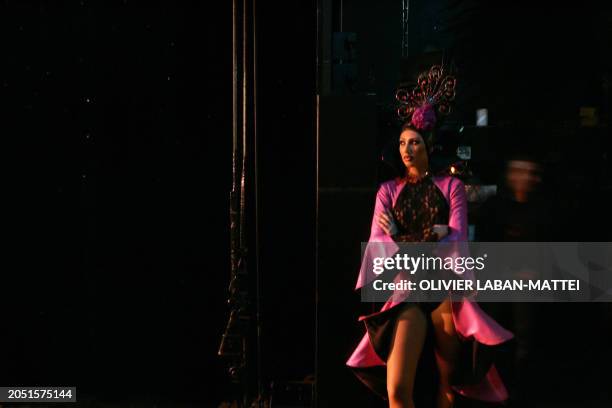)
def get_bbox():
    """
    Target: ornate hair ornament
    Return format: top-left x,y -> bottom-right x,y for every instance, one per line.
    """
395,65 -> 457,131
